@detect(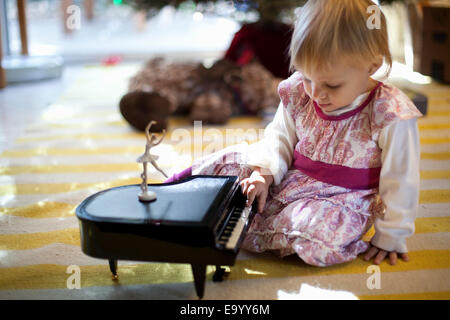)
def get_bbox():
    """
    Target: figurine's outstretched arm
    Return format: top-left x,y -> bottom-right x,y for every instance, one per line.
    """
150,160 -> 168,178
145,121 -> 157,142
151,130 -> 166,146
